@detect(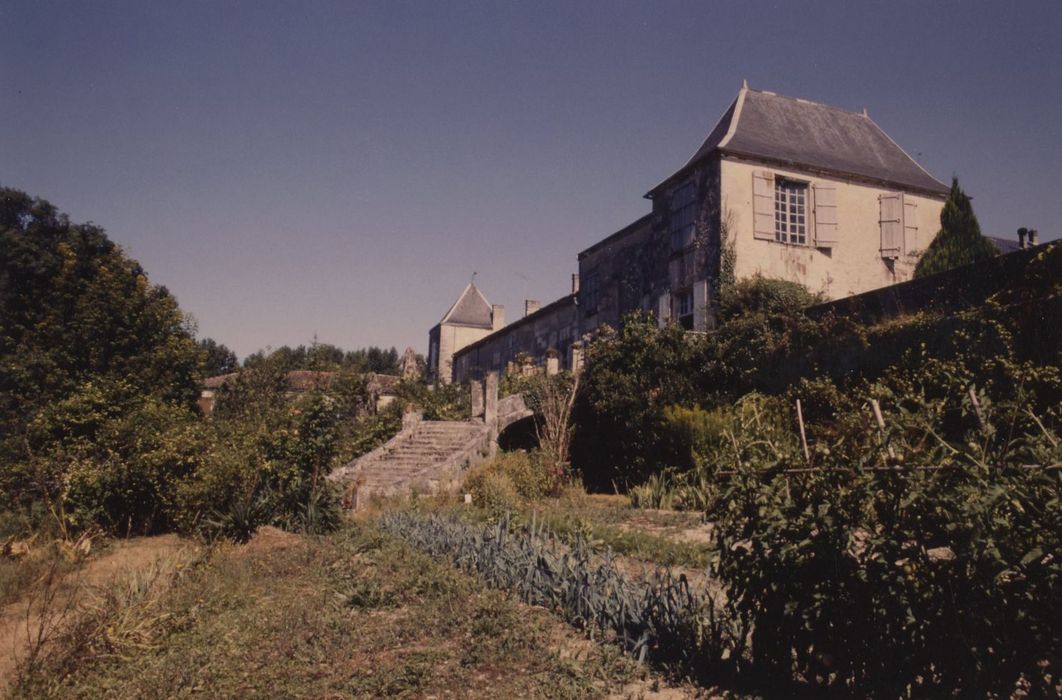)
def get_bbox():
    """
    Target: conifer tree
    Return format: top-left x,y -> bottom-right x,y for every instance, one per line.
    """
914,177 -> 997,278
